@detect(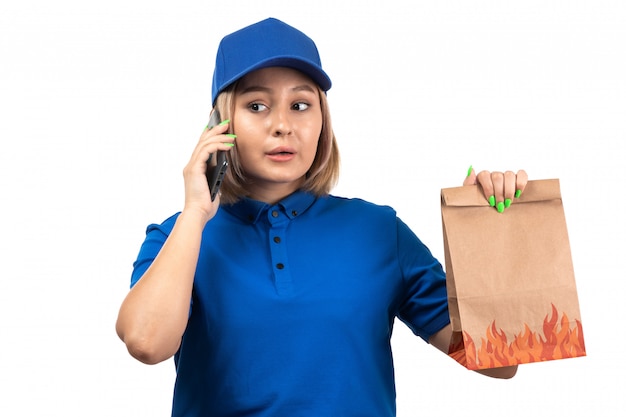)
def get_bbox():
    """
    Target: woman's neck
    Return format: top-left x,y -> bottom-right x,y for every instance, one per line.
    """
247,180 -> 304,205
